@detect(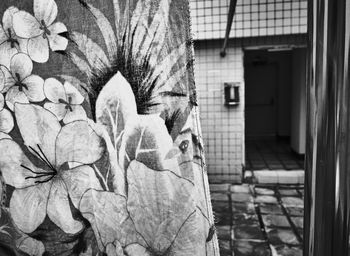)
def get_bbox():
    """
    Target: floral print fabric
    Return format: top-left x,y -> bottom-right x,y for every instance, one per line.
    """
0,0 -> 218,255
